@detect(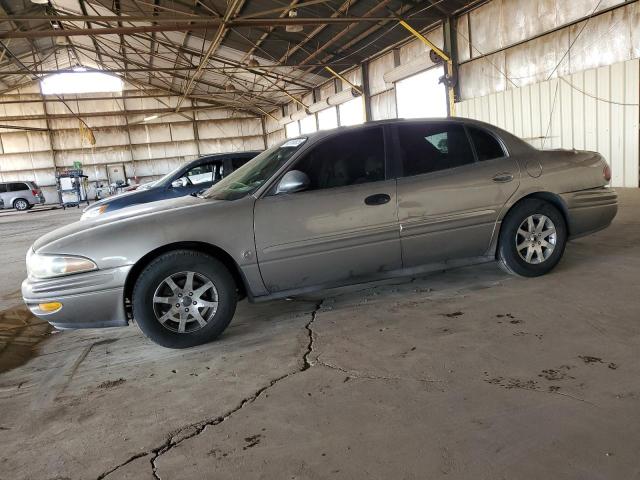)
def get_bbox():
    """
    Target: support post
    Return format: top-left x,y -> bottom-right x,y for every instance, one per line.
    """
361,60 -> 372,122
